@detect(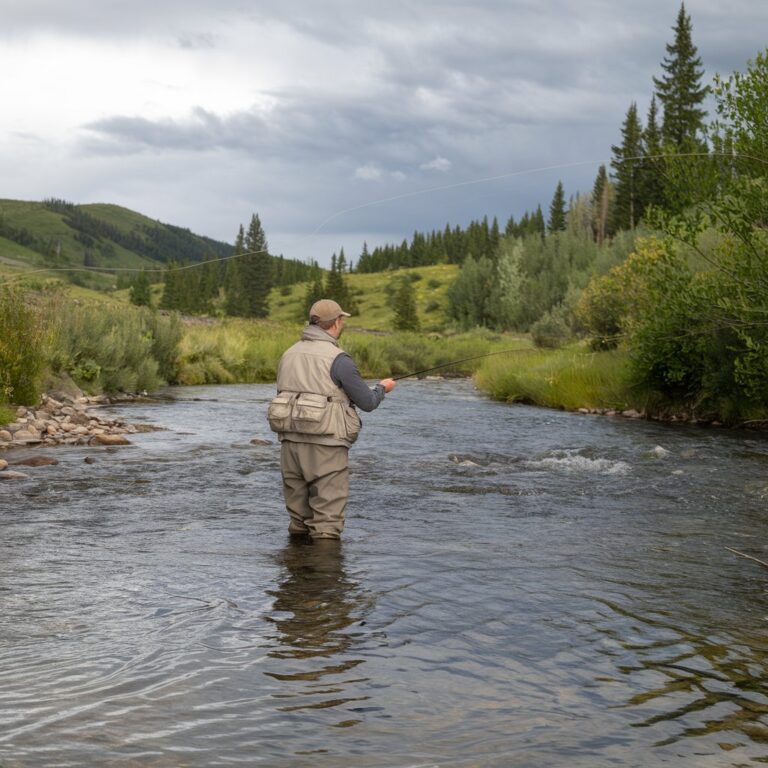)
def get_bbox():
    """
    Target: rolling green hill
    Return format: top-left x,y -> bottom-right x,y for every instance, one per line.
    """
0,198 -> 458,332
0,198 -> 232,291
